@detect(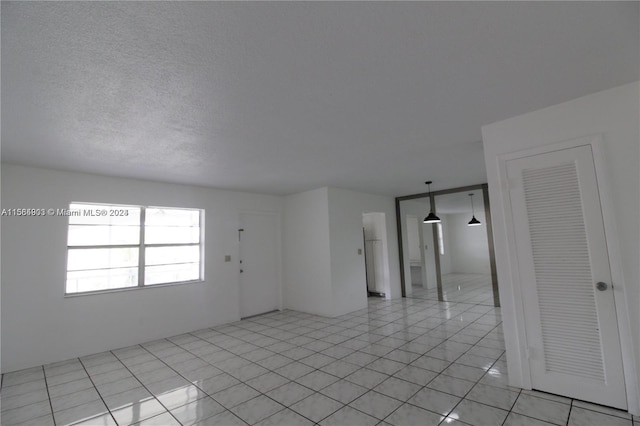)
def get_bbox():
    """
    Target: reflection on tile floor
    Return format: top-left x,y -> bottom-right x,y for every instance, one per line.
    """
409,273 -> 495,306
1,296 -> 635,425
